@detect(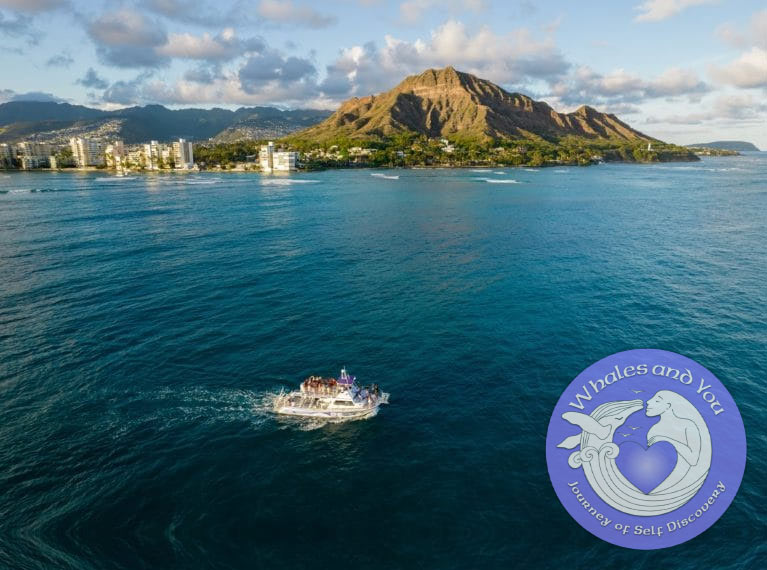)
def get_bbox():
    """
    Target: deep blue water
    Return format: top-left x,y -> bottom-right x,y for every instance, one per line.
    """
1,156 -> 766,569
